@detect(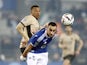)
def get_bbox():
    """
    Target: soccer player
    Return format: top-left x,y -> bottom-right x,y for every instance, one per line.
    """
20,22 -> 57,65
16,5 -> 40,53
58,25 -> 83,65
